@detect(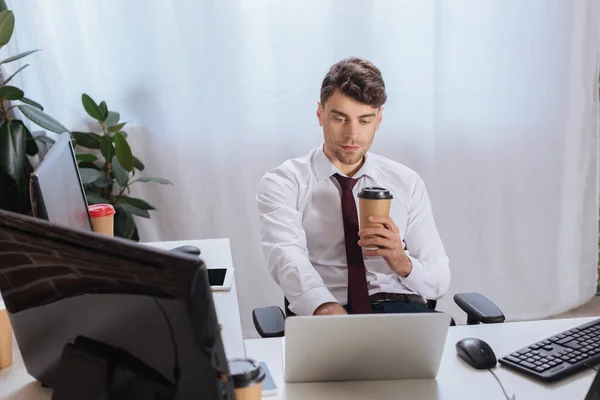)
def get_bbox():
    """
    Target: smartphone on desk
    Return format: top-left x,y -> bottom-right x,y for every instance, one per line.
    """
260,361 -> 278,396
